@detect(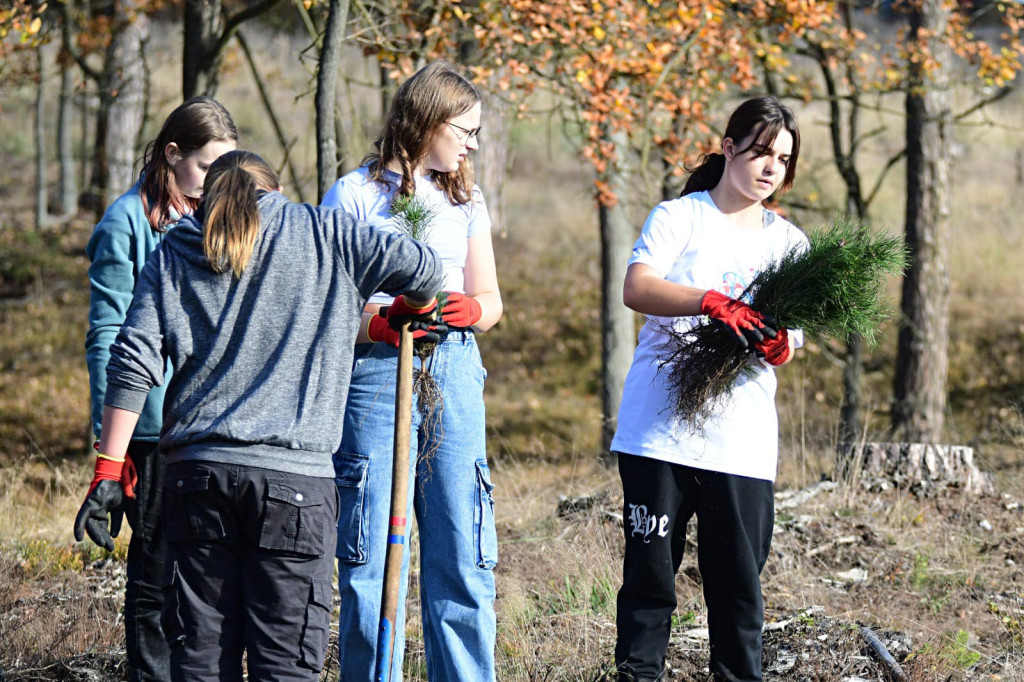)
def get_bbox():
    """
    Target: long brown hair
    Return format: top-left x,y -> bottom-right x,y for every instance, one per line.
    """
201,151 -> 279,278
364,61 -> 480,206
139,97 -> 237,231
681,96 -> 800,197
